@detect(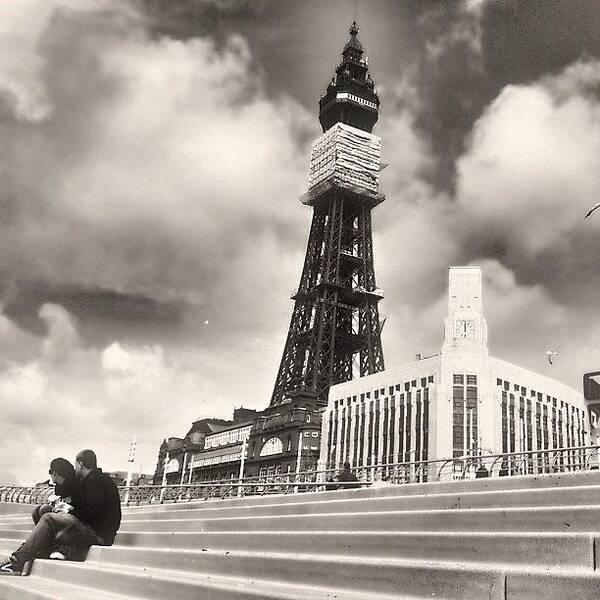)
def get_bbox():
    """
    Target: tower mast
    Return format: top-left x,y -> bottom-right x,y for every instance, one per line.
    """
270,21 -> 385,408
